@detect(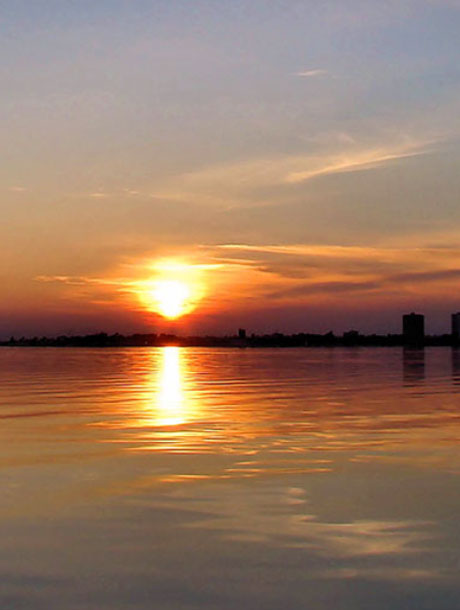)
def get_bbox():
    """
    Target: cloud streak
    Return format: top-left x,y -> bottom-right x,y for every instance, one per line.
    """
34,239 -> 460,323
295,69 -> 328,77
213,242 -> 460,301
152,138 -> 433,209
